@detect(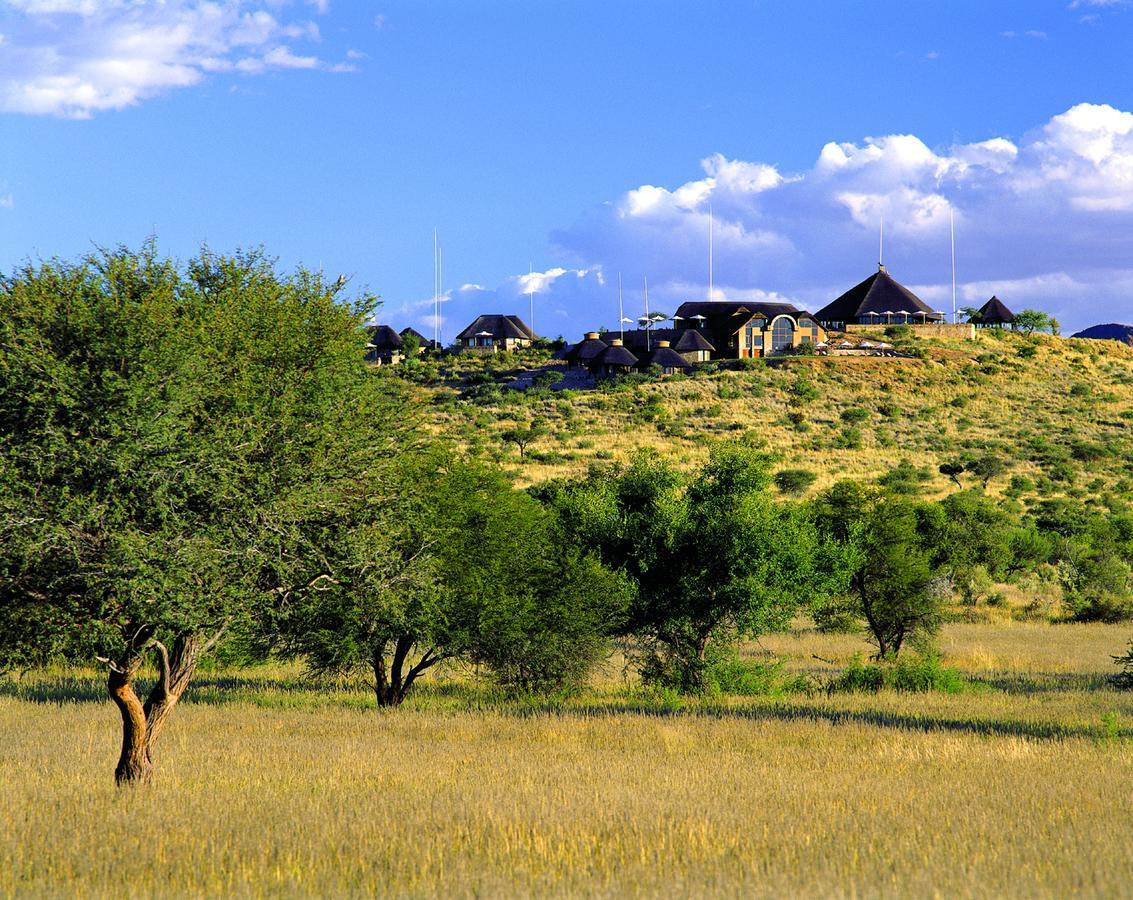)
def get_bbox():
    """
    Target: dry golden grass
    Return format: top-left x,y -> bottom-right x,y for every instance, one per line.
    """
425,330 -> 1133,497
2,621 -> 1132,898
